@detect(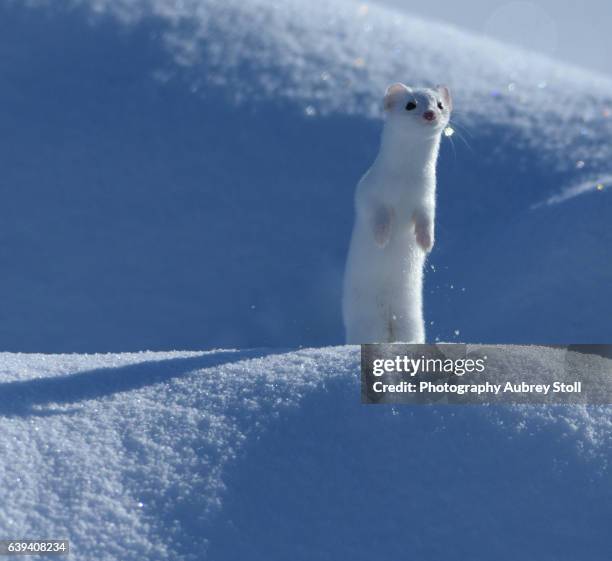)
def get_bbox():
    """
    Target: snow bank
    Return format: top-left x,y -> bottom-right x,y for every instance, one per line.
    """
67,0 -> 612,175
1,346 -> 610,560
